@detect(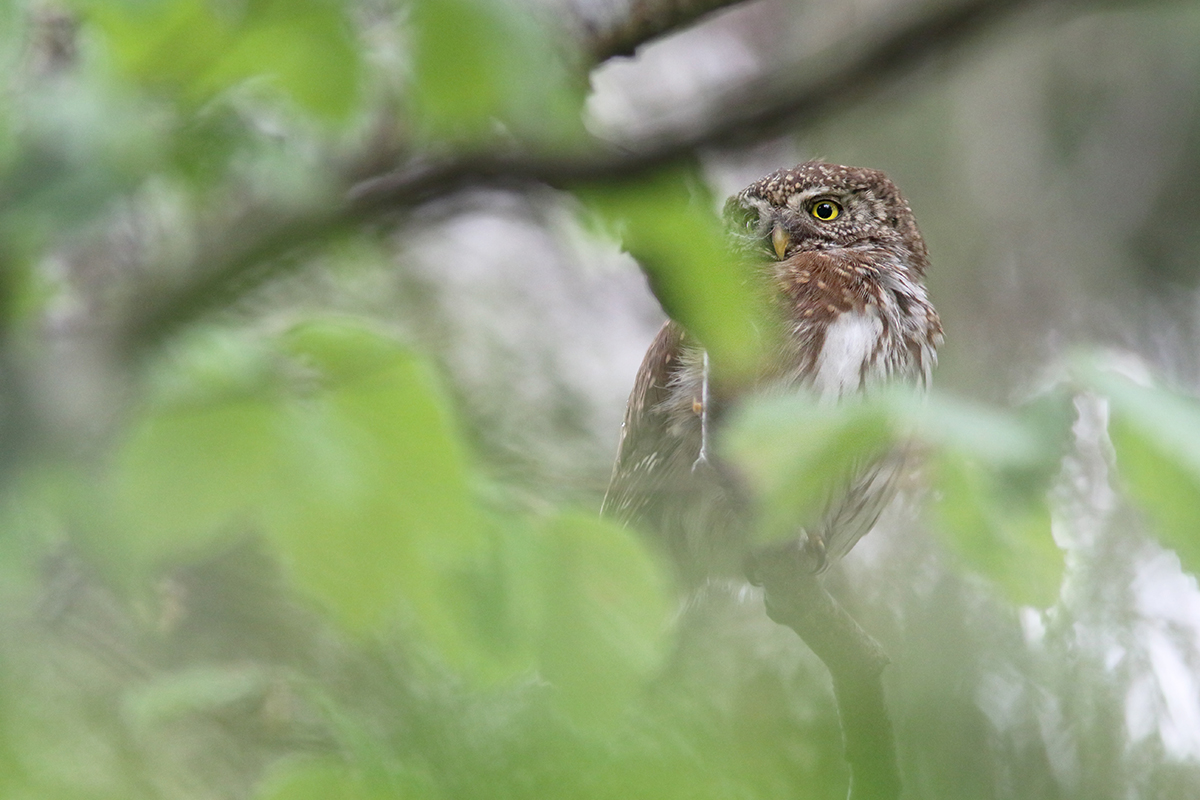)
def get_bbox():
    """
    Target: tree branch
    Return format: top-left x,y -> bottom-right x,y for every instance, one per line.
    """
564,0 -> 747,62
117,0 -> 1051,356
750,544 -> 899,800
